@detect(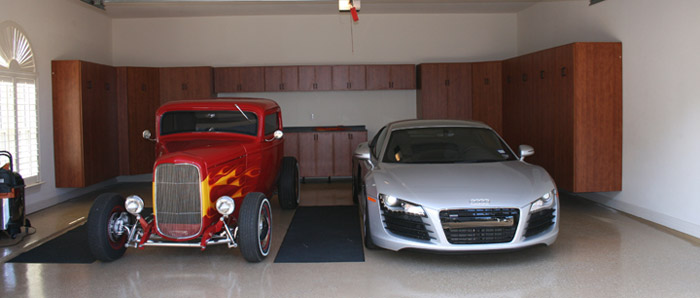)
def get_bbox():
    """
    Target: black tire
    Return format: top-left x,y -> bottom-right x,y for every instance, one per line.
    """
87,193 -> 129,262
277,156 -> 300,210
239,192 -> 272,263
364,202 -> 378,250
352,167 -> 360,205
